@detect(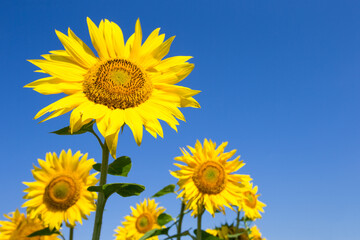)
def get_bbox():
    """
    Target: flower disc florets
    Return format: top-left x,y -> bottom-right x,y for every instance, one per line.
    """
171,139 -> 251,216
83,59 -> 152,109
